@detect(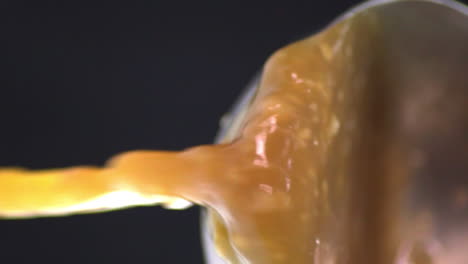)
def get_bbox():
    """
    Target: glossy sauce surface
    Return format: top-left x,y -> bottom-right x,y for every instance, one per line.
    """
1,1 -> 468,264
